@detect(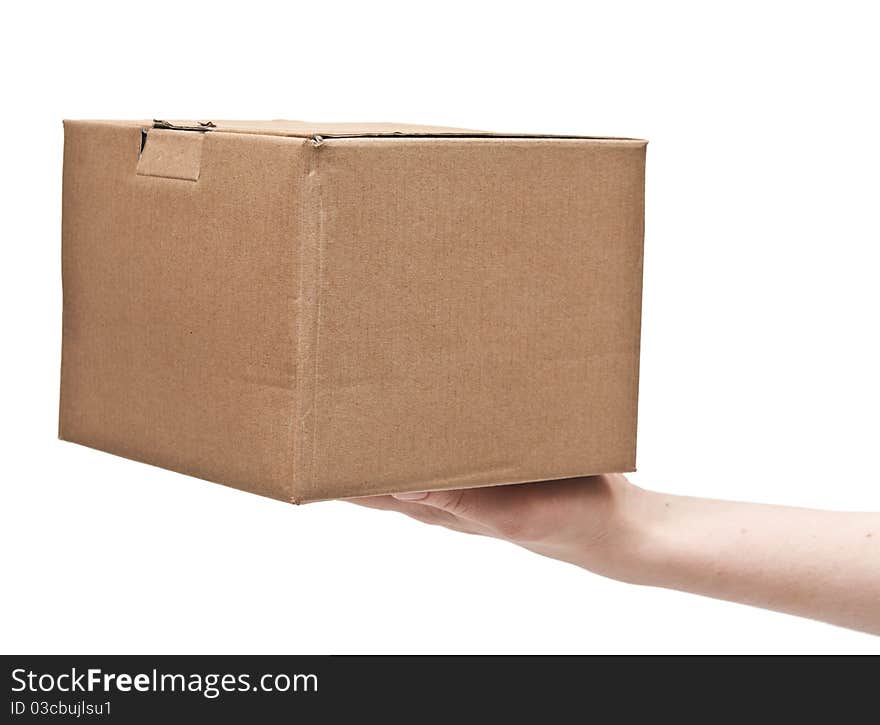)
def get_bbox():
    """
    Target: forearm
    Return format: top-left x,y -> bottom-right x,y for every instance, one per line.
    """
618,490 -> 880,634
